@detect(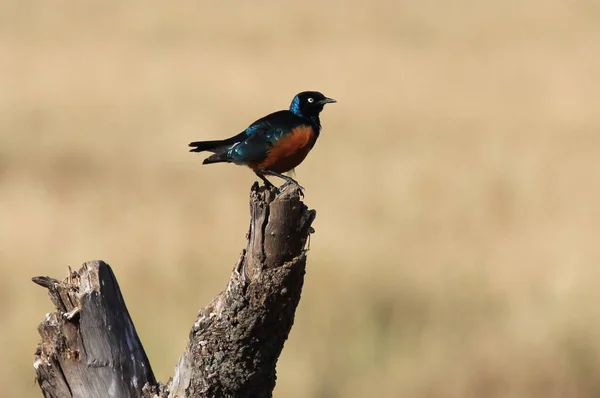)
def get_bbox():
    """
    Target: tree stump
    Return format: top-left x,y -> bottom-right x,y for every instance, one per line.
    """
32,184 -> 316,398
